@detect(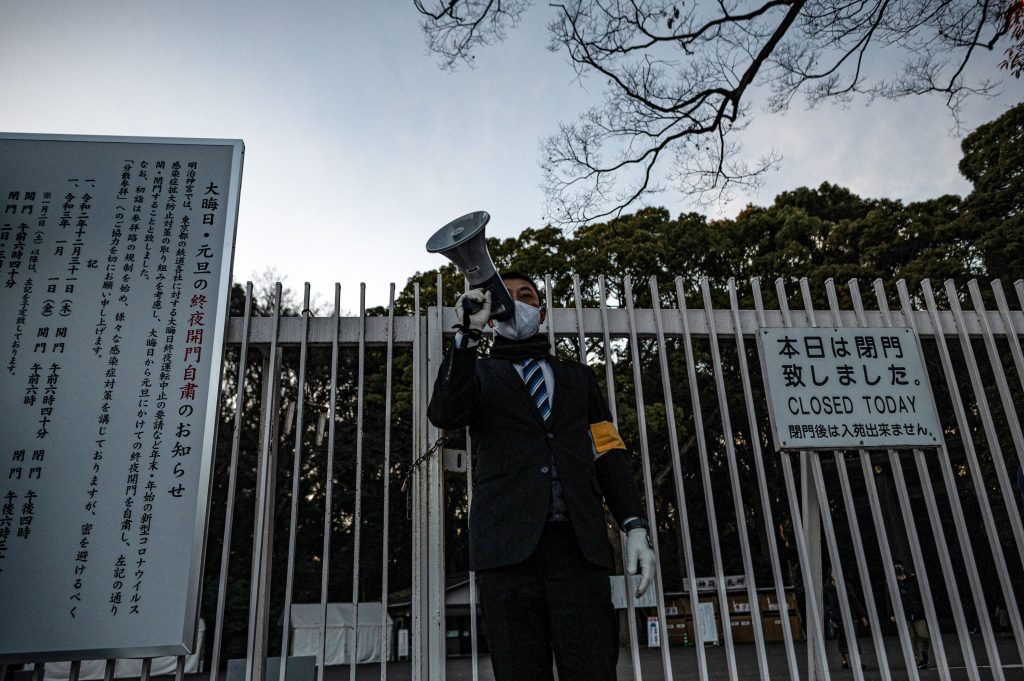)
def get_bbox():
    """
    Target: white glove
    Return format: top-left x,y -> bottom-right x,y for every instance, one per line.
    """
454,289 -> 491,334
626,528 -> 656,598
